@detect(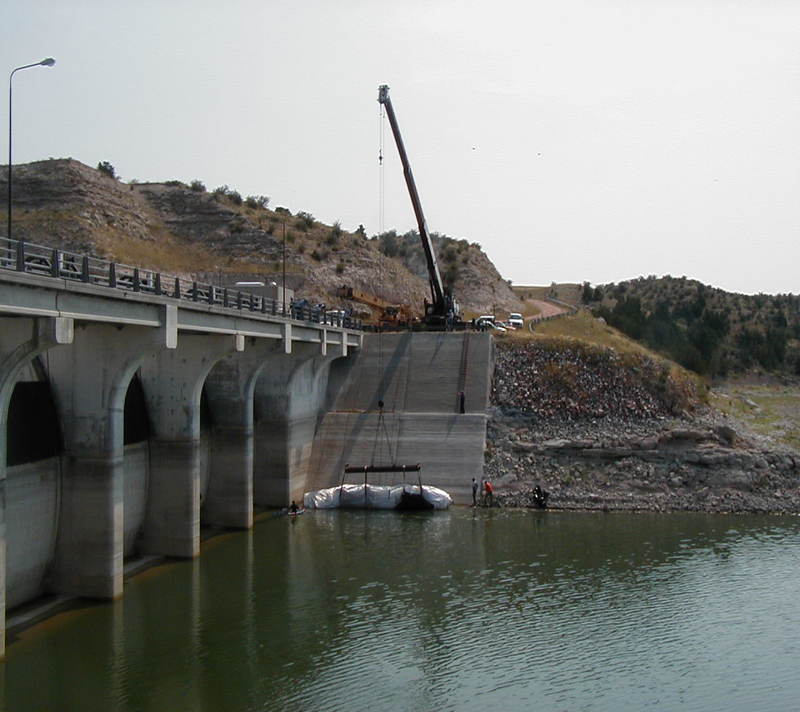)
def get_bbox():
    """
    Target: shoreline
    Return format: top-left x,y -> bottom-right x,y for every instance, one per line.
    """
484,407 -> 800,516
